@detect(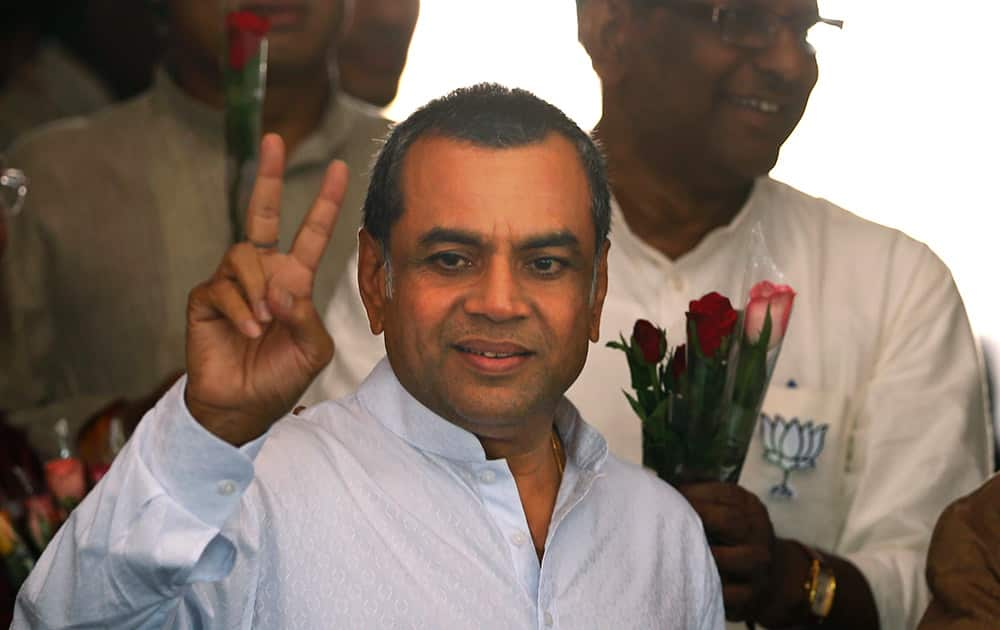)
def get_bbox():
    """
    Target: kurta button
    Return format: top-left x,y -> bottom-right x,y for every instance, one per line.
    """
672,276 -> 685,291
479,470 -> 496,483
217,480 -> 237,496
544,611 -> 554,627
510,531 -> 528,546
